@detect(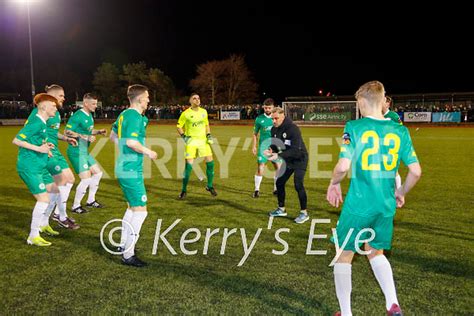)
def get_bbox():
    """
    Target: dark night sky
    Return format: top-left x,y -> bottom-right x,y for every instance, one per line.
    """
0,0 -> 472,103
